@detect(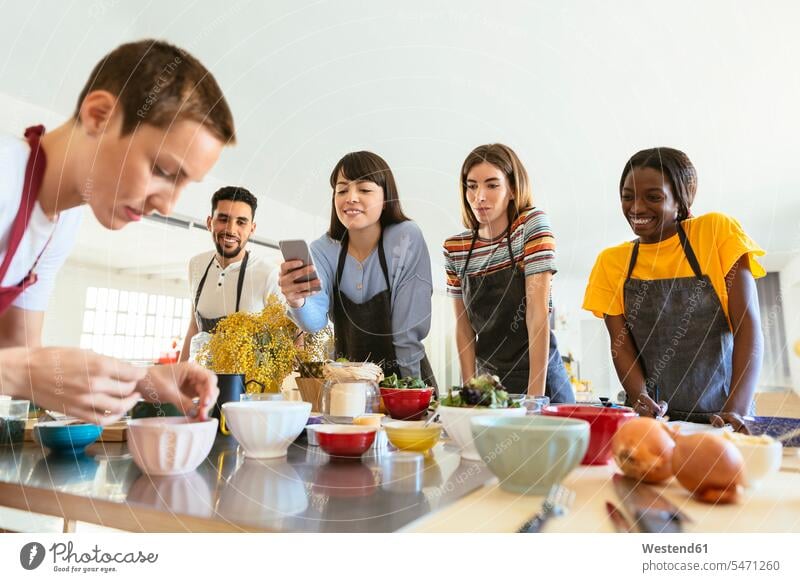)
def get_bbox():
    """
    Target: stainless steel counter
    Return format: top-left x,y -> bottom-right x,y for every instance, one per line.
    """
0,432 -> 493,532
